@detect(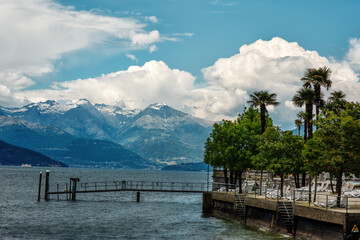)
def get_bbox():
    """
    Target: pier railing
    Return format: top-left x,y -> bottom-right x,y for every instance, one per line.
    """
38,171 -> 210,201
77,180 -> 208,193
